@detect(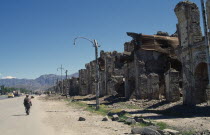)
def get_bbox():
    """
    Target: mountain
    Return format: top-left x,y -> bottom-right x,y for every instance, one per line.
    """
0,73 -> 79,91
